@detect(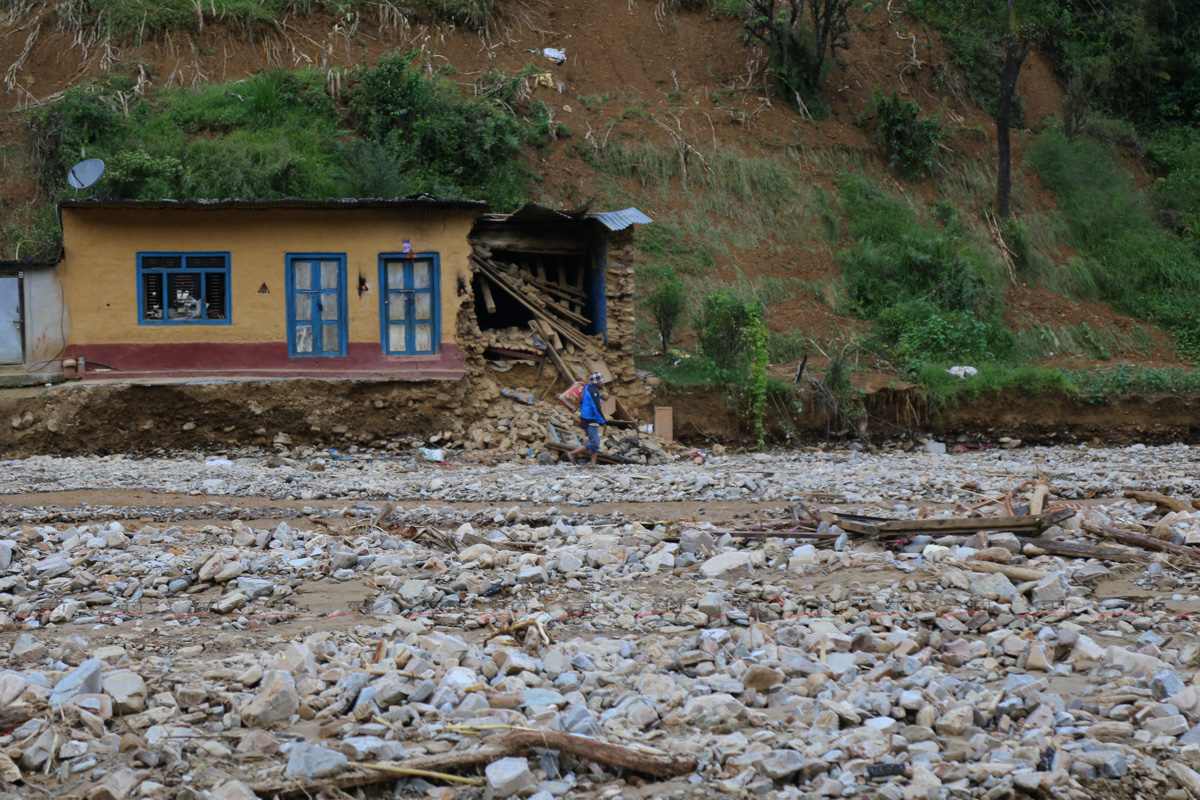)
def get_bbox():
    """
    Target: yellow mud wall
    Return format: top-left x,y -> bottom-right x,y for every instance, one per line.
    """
59,206 -> 479,345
